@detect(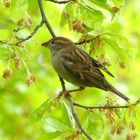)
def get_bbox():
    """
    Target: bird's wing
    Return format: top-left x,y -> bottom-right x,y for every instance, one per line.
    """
91,58 -> 114,77
60,47 -> 129,102
60,47 -> 107,88
76,47 -> 114,77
